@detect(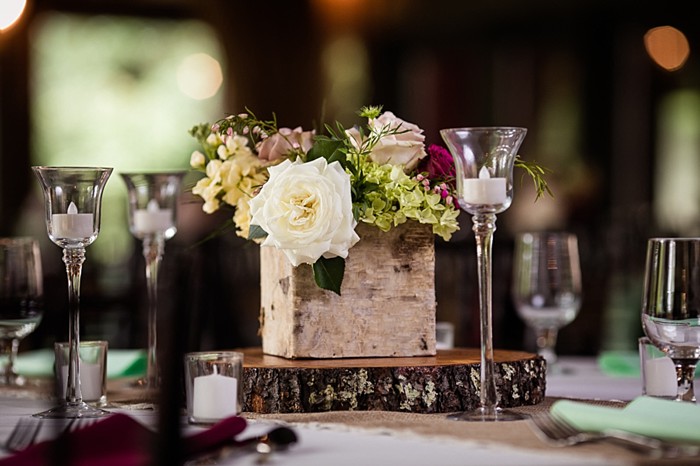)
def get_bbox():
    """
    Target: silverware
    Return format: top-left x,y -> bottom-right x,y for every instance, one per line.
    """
186,425 -> 298,465
528,412 -> 700,458
5,416 -> 42,452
